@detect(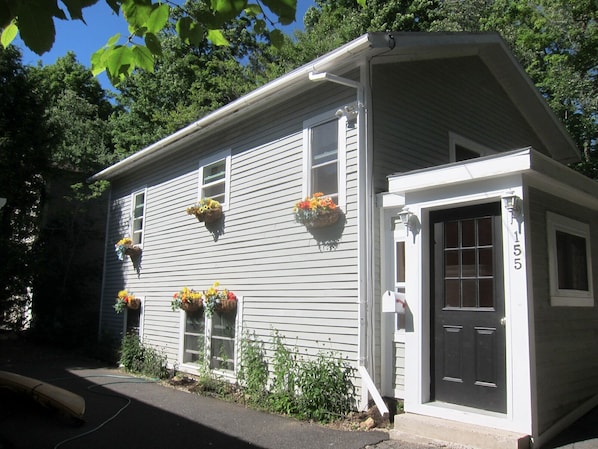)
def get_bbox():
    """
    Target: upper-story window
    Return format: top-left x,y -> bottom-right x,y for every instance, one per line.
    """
449,132 -> 496,162
304,110 -> 347,207
131,189 -> 146,246
547,212 -> 594,307
200,150 -> 231,209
